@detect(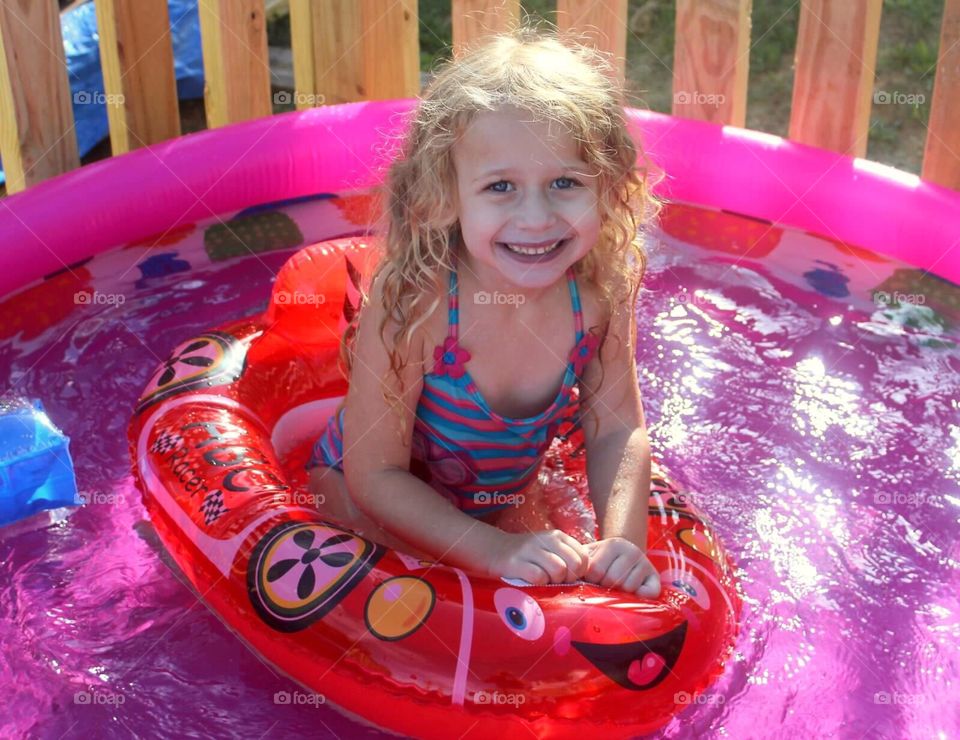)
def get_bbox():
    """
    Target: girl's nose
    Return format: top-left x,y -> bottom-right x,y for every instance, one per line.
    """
515,192 -> 556,230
